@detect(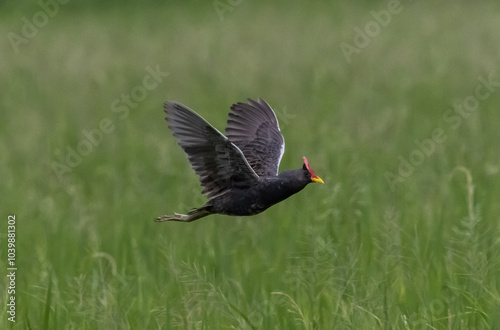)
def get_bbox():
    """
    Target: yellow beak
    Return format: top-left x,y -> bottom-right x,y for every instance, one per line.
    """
312,176 -> 324,184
